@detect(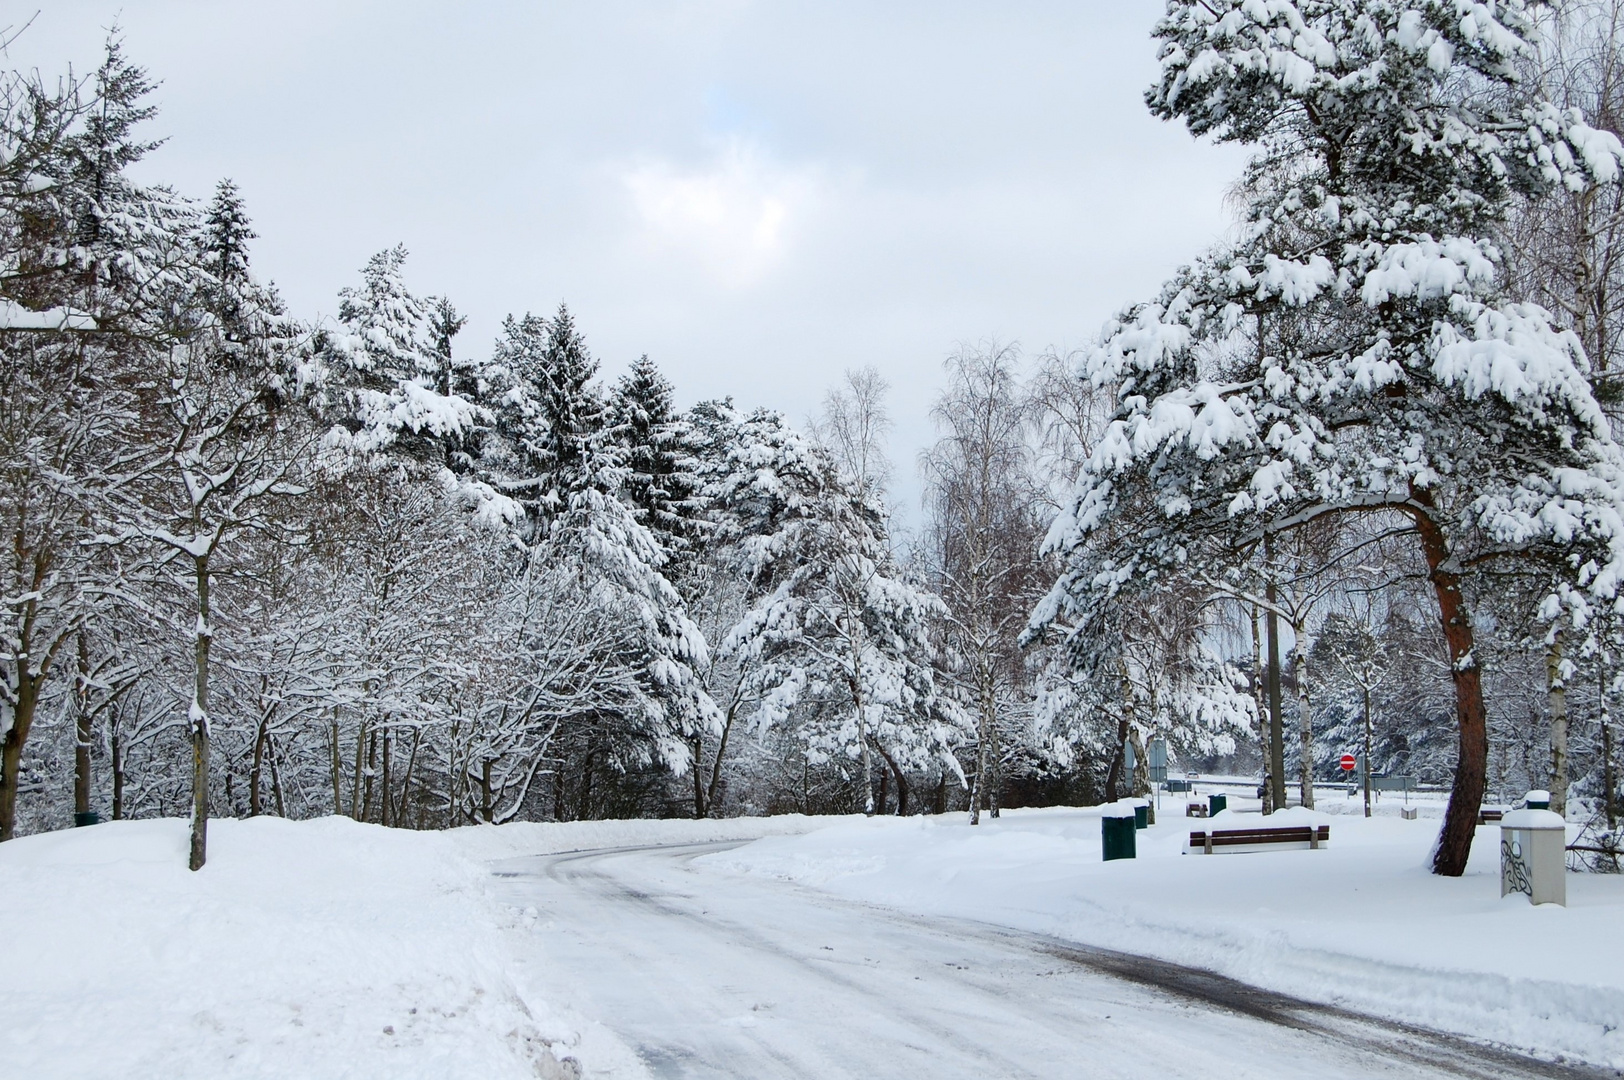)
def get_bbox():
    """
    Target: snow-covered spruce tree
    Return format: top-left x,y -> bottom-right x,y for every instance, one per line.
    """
464,309 -> 719,794
317,246 -> 482,462
1033,0 -> 1624,875
608,354 -> 704,555
471,303 -> 606,519
719,408 -> 954,815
